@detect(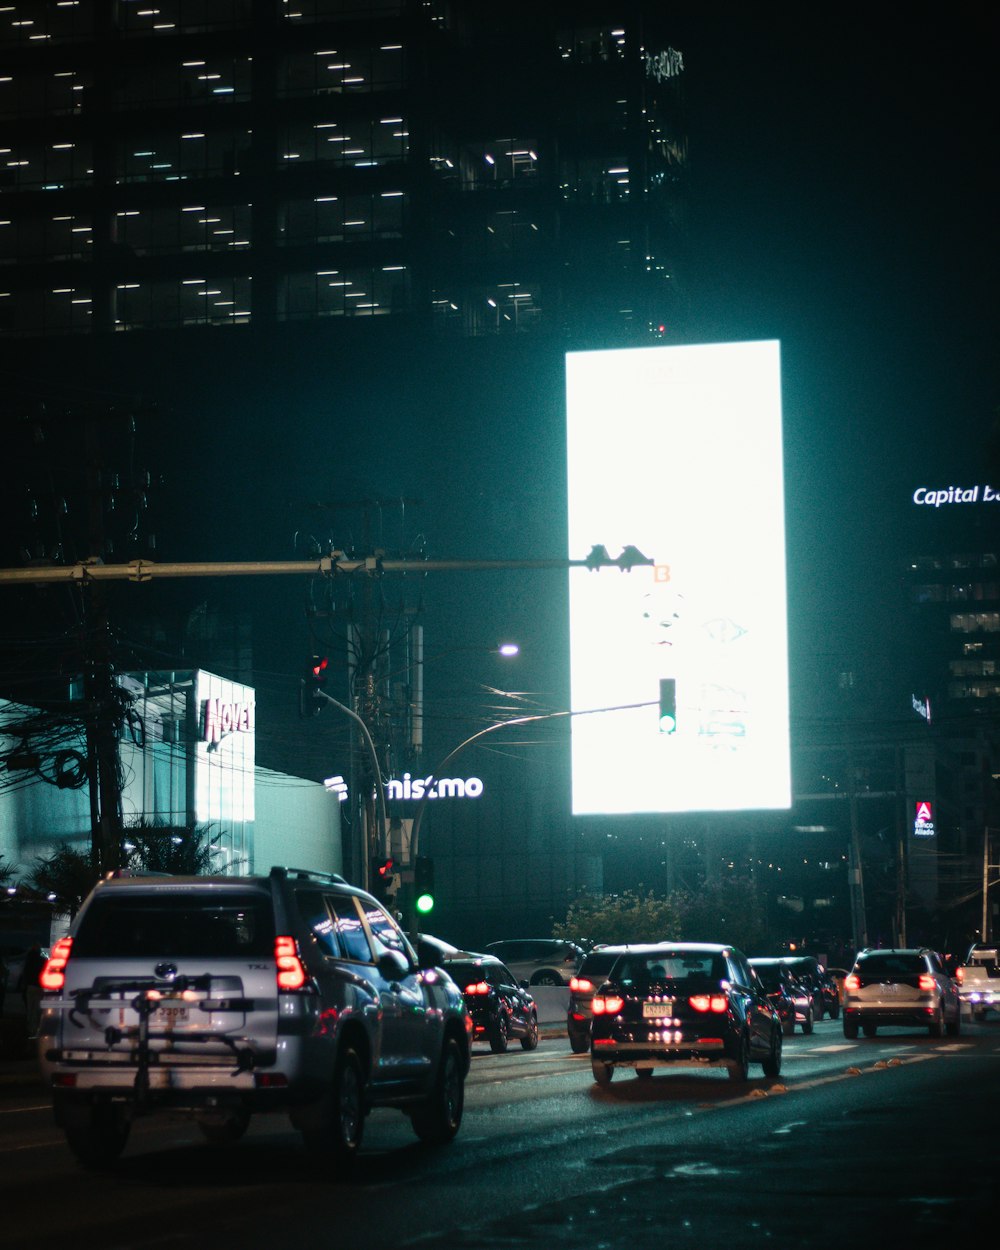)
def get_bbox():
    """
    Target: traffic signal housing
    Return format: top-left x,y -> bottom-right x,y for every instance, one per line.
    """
414,856 -> 435,916
300,655 -> 329,717
371,856 -> 395,901
659,678 -> 677,734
